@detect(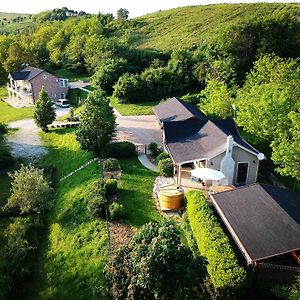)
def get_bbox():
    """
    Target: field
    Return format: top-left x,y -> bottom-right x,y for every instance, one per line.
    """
0,87 -> 33,123
0,12 -> 32,34
52,68 -> 90,82
110,97 -> 158,115
133,3 -> 300,51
